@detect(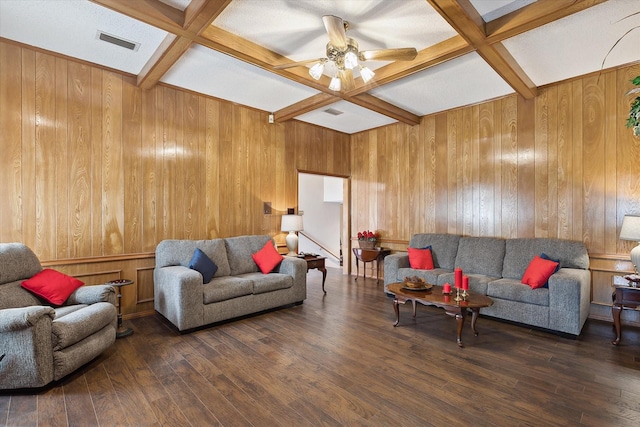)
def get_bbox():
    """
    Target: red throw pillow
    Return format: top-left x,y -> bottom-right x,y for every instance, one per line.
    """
522,256 -> 559,289
407,247 -> 434,270
21,269 -> 84,305
252,241 -> 284,274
